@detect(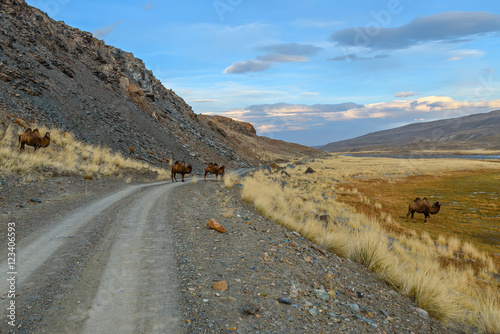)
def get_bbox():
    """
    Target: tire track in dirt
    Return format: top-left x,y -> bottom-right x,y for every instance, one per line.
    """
82,182 -> 183,333
0,180 -> 185,333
